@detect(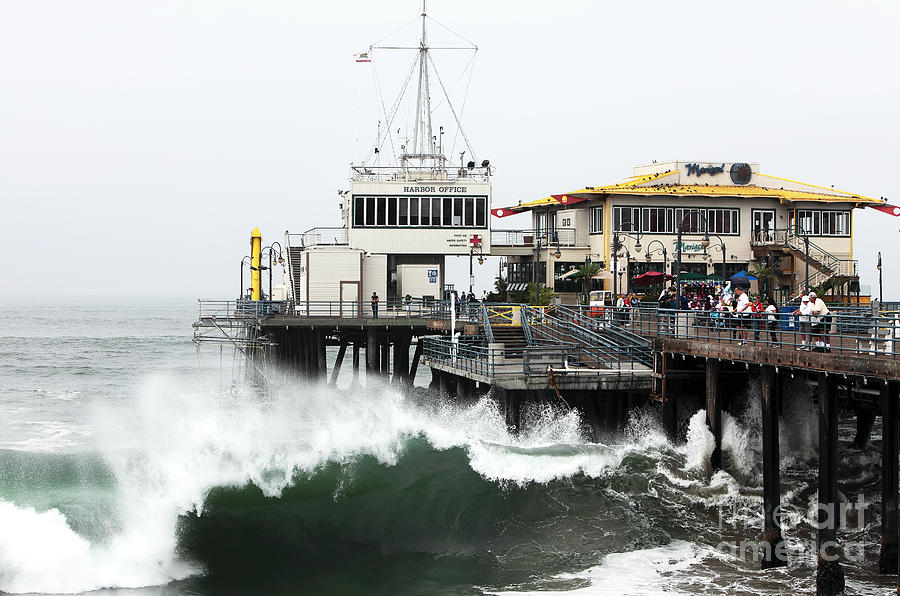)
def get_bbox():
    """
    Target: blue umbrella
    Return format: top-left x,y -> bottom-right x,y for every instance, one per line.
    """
731,270 -> 759,281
